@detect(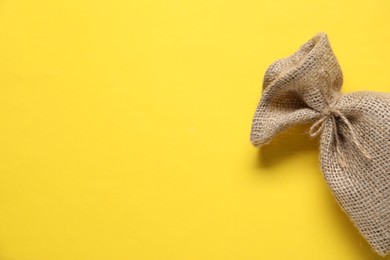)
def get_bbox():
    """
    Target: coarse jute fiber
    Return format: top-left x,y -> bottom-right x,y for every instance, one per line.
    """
250,33 -> 390,256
